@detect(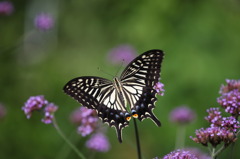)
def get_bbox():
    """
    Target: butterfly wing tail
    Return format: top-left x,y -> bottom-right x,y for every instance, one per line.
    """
137,108 -> 161,127
148,112 -> 161,127
114,126 -> 123,143
97,104 -> 129,143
